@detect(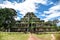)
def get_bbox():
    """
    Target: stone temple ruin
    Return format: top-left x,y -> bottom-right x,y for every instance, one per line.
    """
8,12 -> 56,32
